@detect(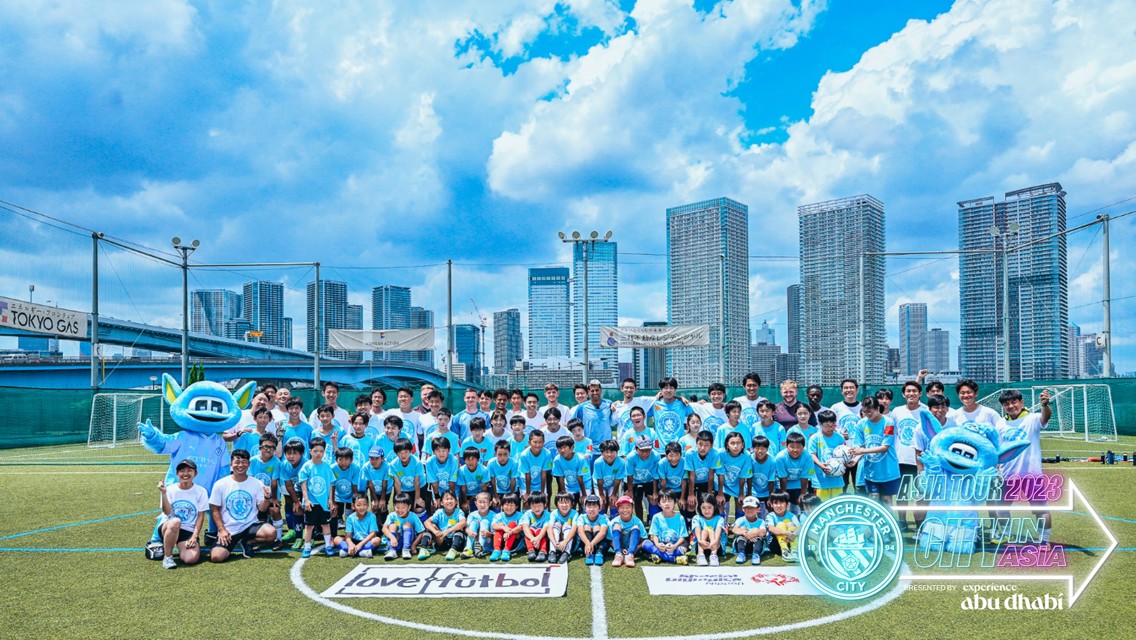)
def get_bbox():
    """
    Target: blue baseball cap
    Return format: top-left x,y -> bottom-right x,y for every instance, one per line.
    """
368,446 -> 384,458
